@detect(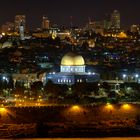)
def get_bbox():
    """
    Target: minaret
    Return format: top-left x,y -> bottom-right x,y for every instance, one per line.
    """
19,20 -> 25,40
